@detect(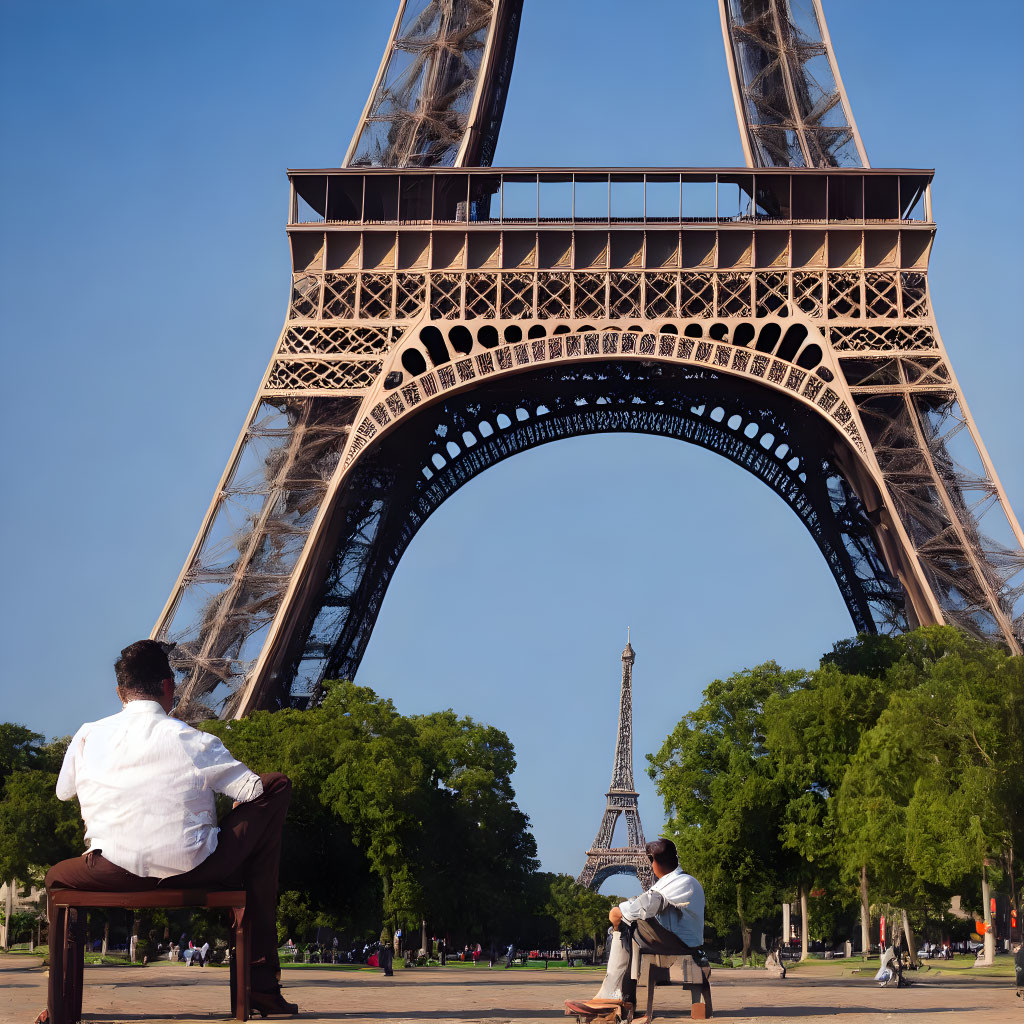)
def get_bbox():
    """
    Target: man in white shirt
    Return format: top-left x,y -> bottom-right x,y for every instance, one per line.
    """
42,640 -> 297,1019
565,838 -> 705,1021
